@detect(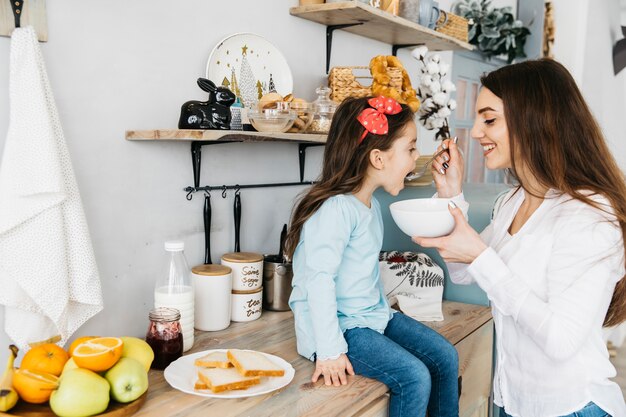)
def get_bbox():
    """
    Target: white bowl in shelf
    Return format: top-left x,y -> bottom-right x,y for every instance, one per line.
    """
390,198 -> 469,238
248,109 -> 297,133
